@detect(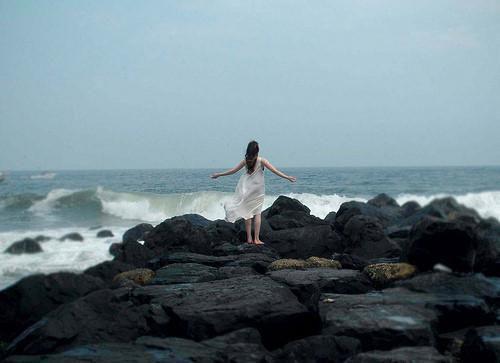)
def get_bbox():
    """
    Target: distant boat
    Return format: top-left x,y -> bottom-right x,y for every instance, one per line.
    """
30,172 -> 56,180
